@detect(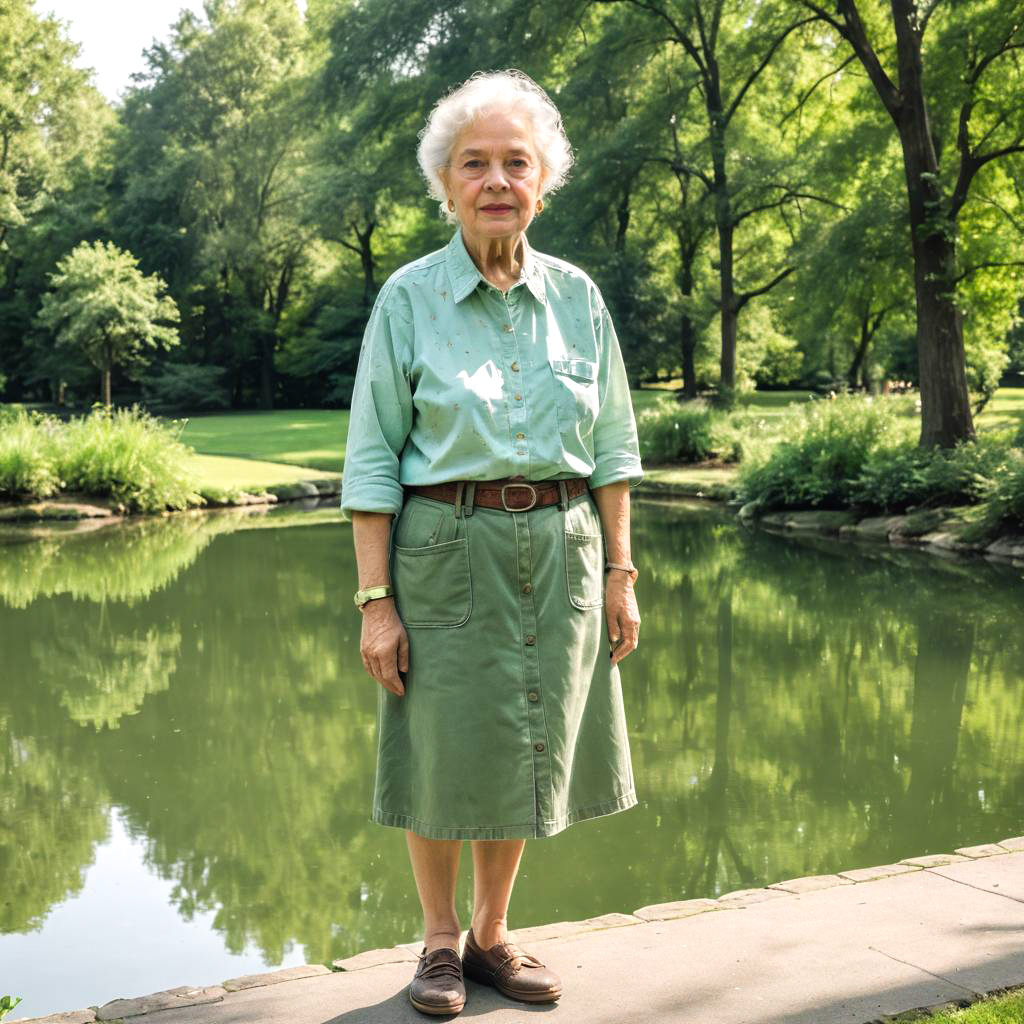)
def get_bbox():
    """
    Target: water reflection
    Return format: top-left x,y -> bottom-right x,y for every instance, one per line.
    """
1,498 -> 1022,1016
